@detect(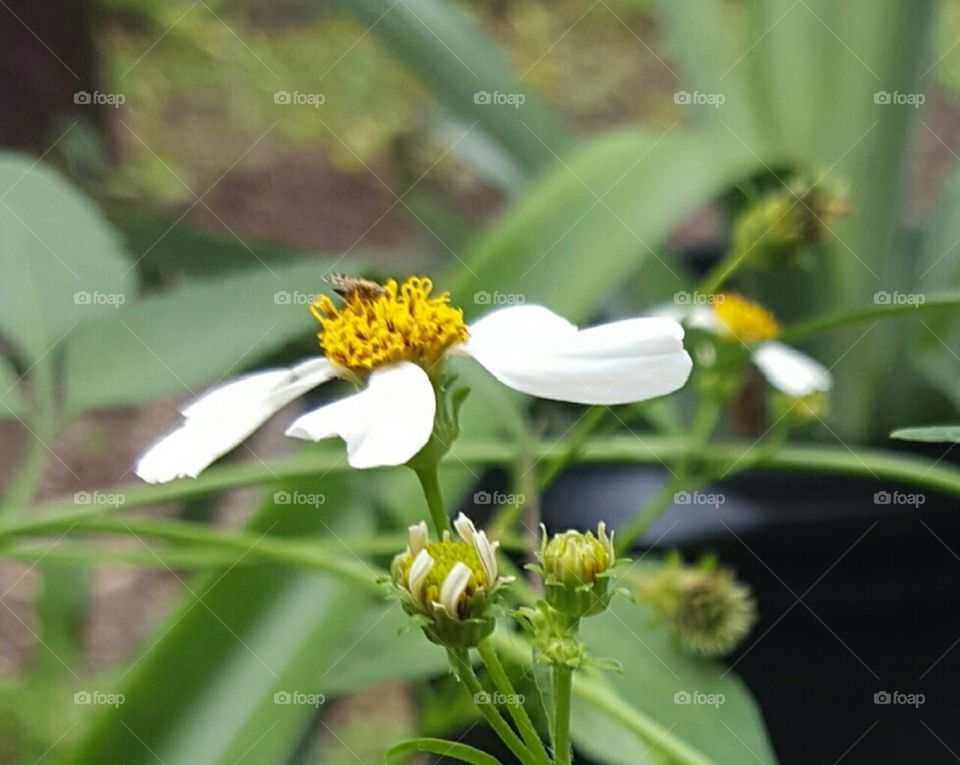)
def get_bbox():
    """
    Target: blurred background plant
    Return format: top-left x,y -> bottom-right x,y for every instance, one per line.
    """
3,0 -> 960,763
